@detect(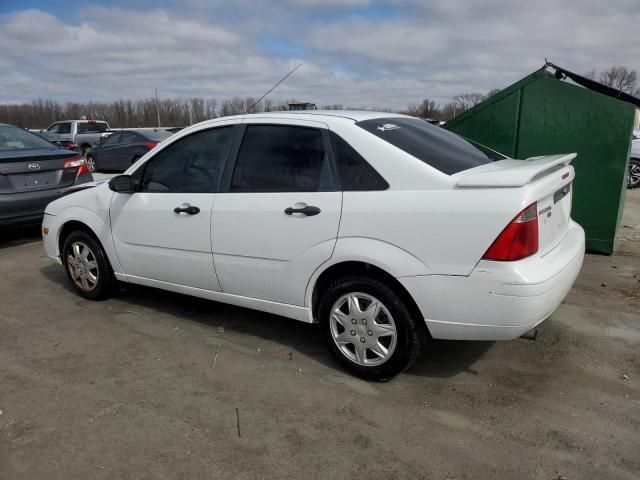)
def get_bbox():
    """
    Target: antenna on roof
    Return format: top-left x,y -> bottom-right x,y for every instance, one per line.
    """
247,63 -> 302,113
